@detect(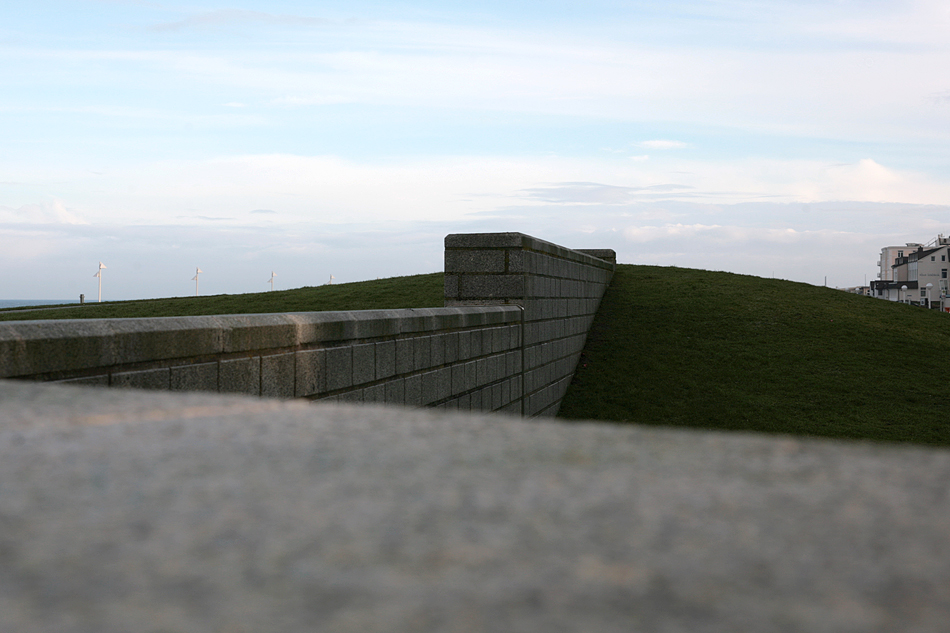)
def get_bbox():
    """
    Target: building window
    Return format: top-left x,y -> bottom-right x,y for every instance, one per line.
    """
943,255 -> 946,261
922,290 -> 927,297
932,256 -> 936,261
943,269 -> 947,279
898,251 -> 904,258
